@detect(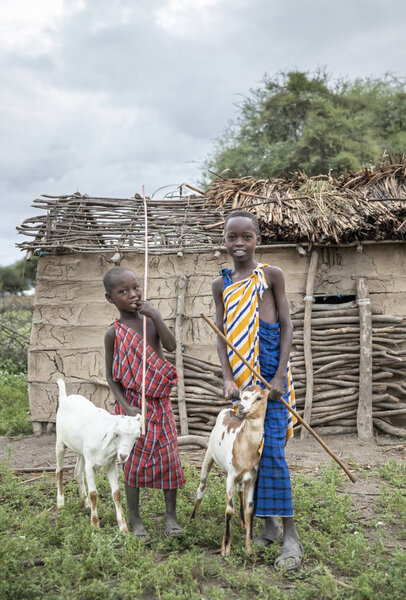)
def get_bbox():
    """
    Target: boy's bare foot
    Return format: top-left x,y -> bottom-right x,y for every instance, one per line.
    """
165,515 -> 183,538
131,519 -> 152,545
